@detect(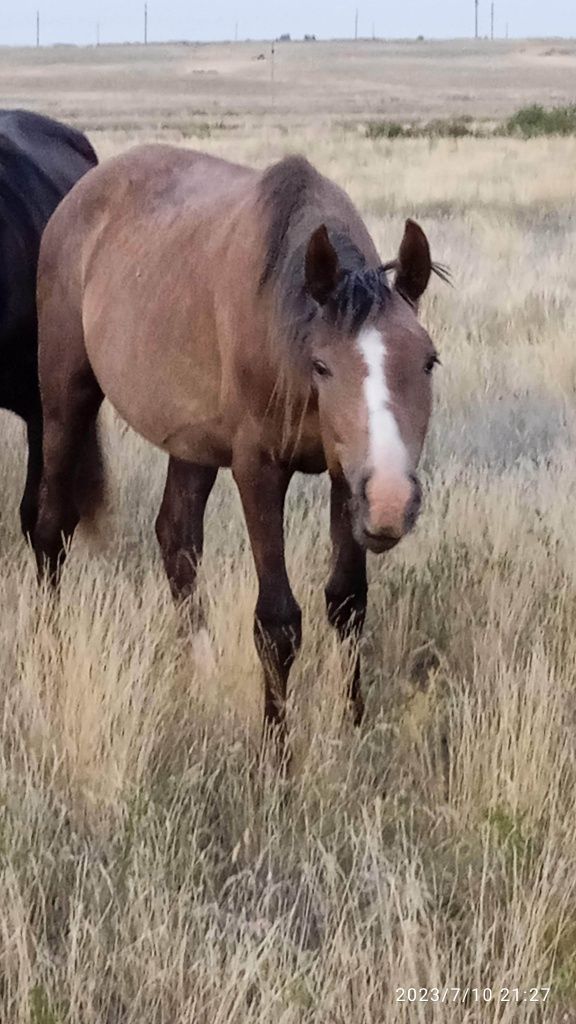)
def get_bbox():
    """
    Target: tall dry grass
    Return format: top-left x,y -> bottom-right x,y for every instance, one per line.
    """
2,84 -> 576,1021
